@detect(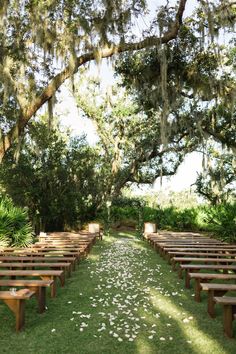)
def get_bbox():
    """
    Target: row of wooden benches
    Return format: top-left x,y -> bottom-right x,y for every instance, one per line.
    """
144,231 -> 236,338
0,231 -> 99,331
